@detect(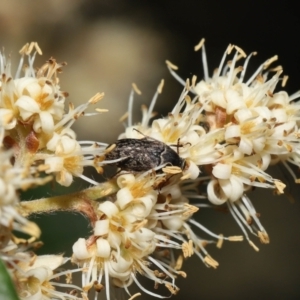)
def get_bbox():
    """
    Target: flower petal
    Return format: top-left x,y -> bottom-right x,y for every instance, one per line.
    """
207,179 -> 227,205
212,163 -> 232,179
39,111 -> 54,134
72,238 -> 91,260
